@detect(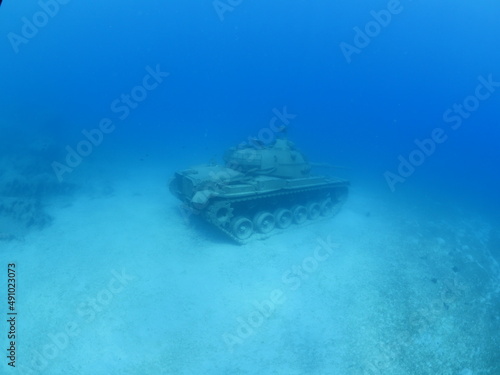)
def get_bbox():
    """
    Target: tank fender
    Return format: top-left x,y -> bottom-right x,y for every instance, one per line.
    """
191,190 -> 217,208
